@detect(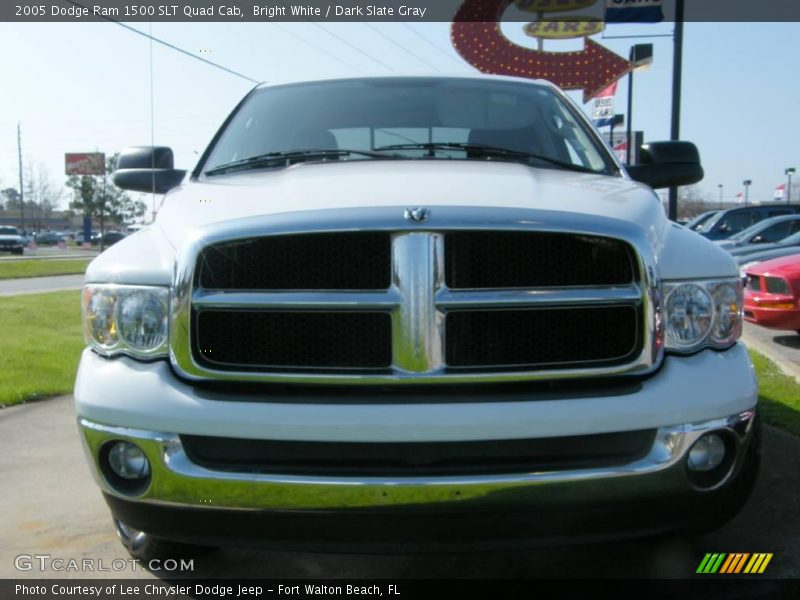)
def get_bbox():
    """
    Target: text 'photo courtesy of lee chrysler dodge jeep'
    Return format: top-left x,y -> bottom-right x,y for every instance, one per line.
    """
75,75 -> 759,560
